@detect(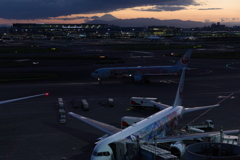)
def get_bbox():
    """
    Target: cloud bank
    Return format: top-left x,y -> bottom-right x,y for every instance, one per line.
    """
0,0 -> 198,20
198,8 -> 222,10
133,5 -> 187,12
